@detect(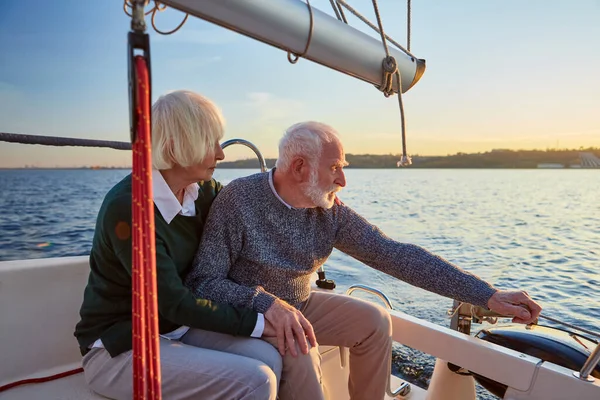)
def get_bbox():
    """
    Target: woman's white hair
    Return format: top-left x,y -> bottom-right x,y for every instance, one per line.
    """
151,90 -> 225,170
275,121 -> 340,172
